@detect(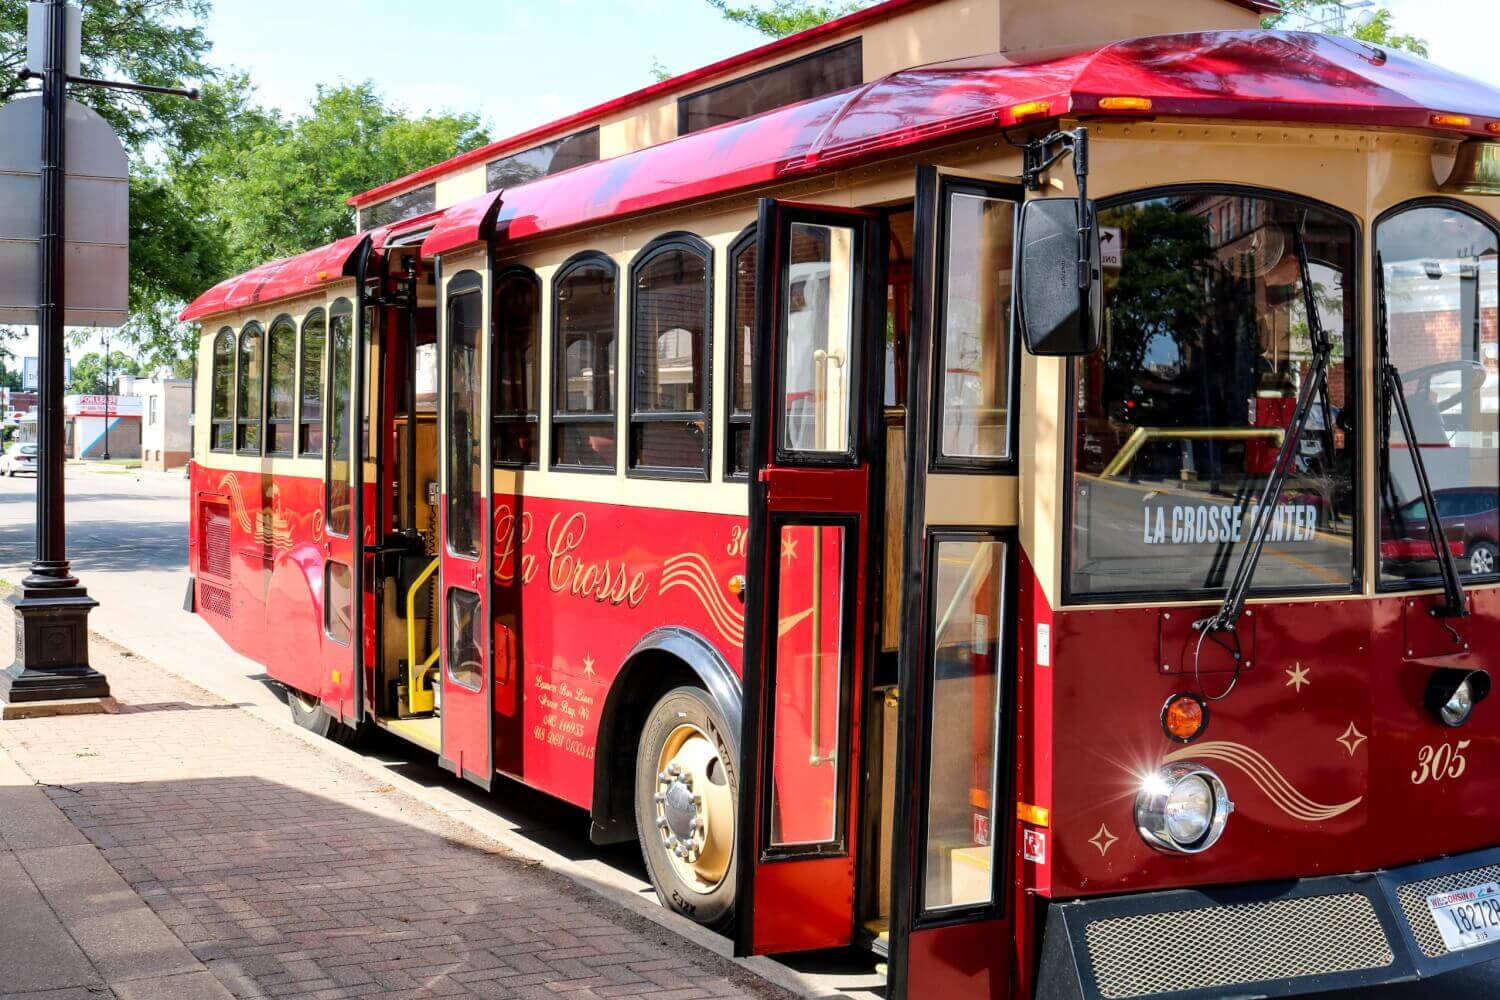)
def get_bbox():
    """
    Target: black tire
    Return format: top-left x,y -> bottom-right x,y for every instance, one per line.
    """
286,686 -> 365,747
635,685 -> 738,930
1469,541 -> 1499,577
